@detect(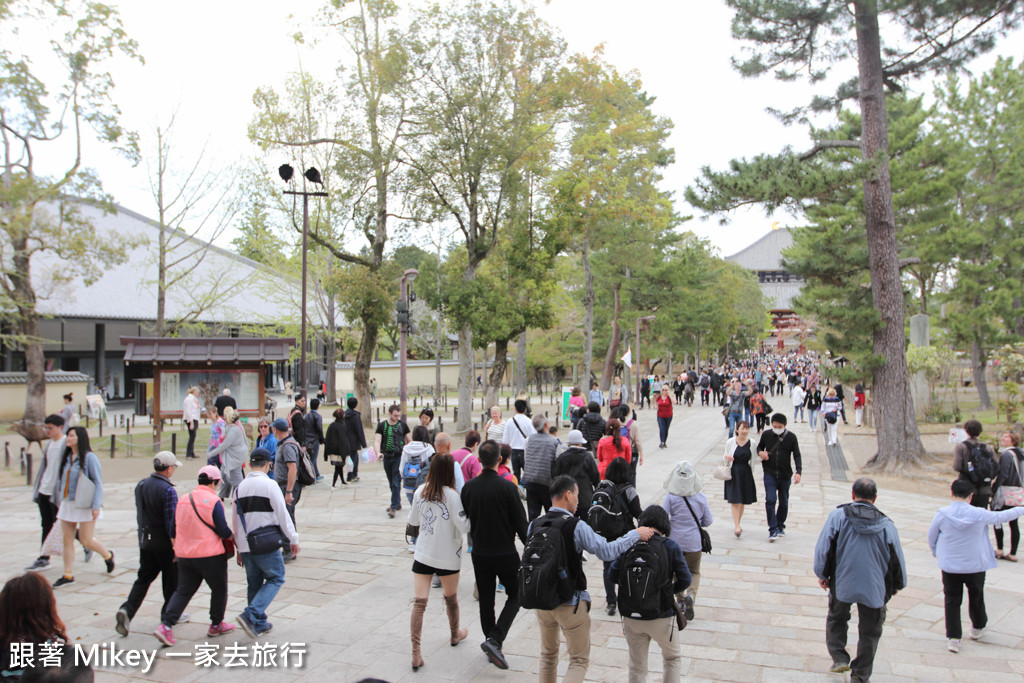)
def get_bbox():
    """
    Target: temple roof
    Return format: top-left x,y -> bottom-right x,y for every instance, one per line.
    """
725,227 -> 794,271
